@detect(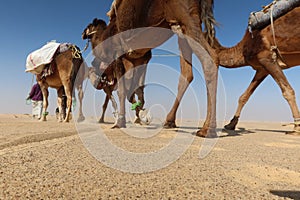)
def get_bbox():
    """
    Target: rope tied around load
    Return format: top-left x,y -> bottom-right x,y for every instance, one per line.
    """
70,45 -> 82,59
